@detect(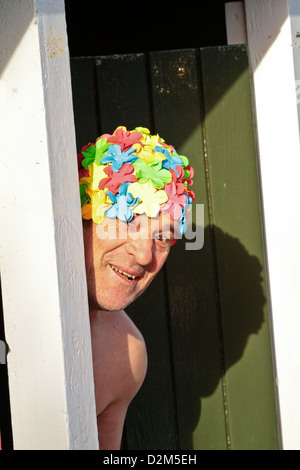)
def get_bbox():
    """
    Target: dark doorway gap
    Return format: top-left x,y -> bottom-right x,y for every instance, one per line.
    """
64,1 -> 239,57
